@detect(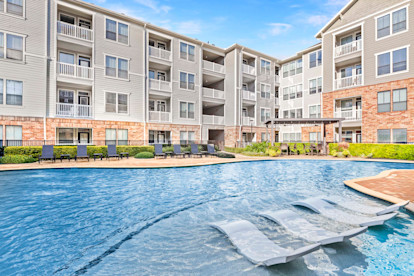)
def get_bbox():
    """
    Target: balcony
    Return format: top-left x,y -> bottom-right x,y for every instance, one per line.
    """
203,115 -> 224,125
335,40 -> 362,58
56,103 -> 92,118
57,62 -> 94,80
149,46 -> 172,62
334,109 -> 362,121
57,21 -> 93,42
275,75 -> 280,84
149,111 -> 171,122
242,64 -> 256,75
275,98 -> 279,106
242,116 -> 255,126
203,60 -> 225,74
149,79 -> 172,92
242,90 -> 256,101
202,87 -> 225,100
335,75 -> 362,90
